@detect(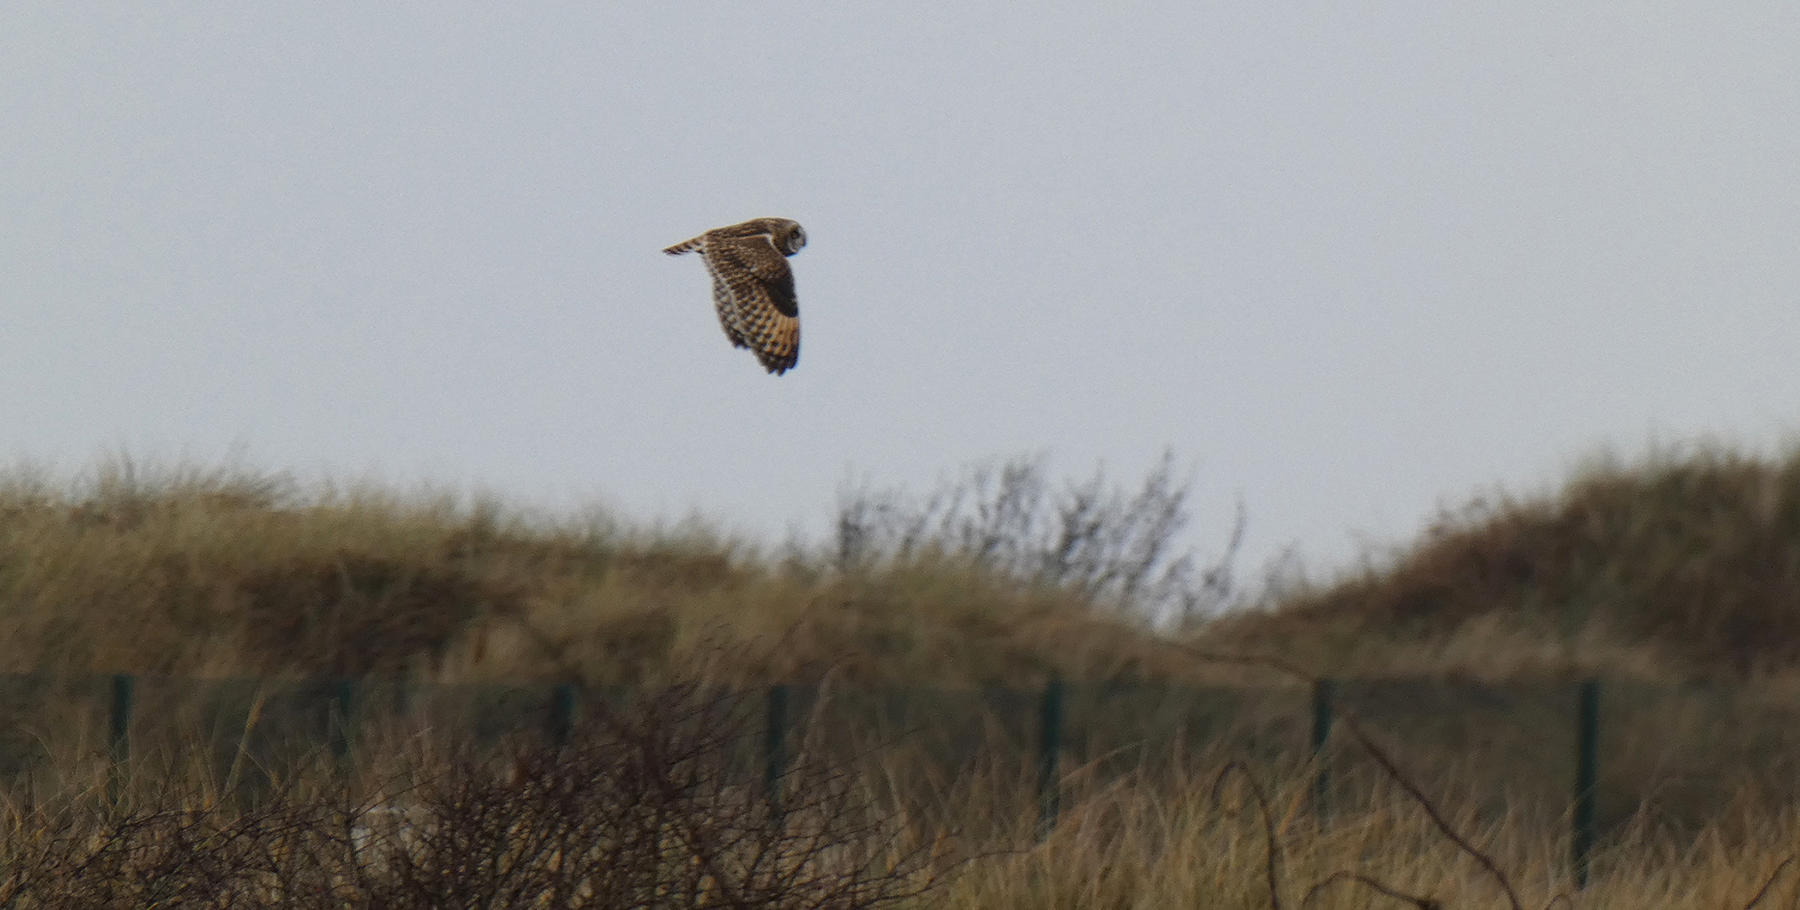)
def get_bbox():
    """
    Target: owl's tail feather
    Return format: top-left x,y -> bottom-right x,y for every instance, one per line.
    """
661,236 -> 704,255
